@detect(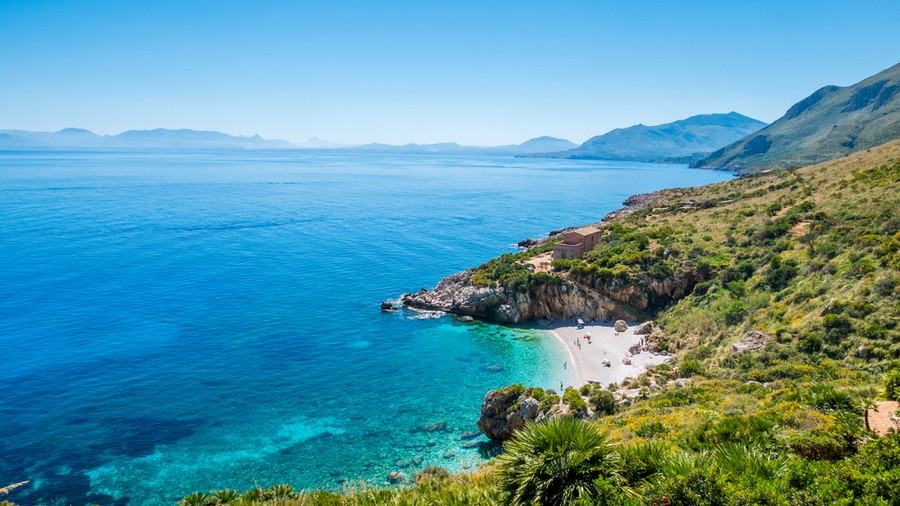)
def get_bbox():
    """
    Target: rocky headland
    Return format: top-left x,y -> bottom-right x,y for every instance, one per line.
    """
393,191 -> 698,324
